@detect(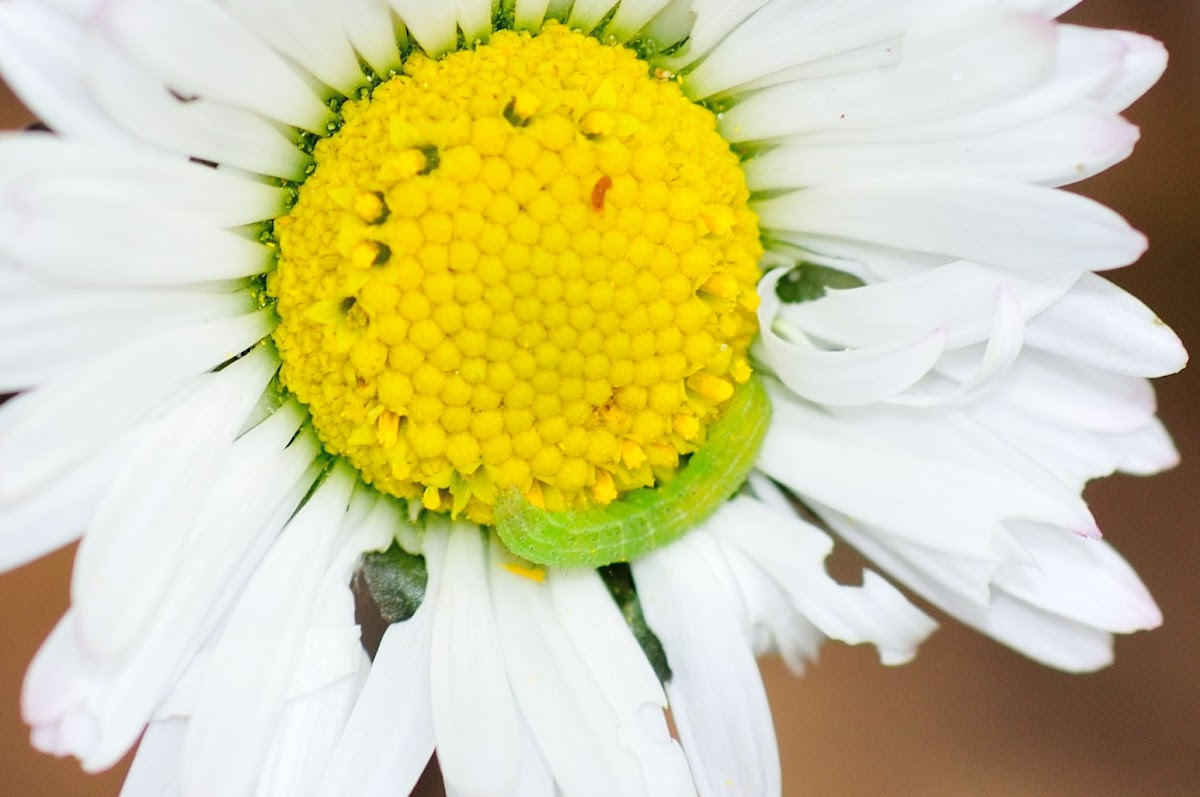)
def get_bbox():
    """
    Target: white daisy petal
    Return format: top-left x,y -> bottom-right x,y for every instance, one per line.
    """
759,382 -> 1098,559
316,616 -> 437,797
1090,31 -> 1168,113
339,0 -> 404,76
715,540 -> 826,673
661,0 -> 770,70
995,521 -> 1161,635
762,323 -> 947,407
225,0 -> 365,97
976,593 -> 1117,673
32,0 -> 100,17
0,4 -> 1182,794
685,0 -> 917,100
634,533 -> 780,797
23,414 -> 321,771
430,523 -> 521,797
0,1 -> 134,145
775,260 -> 1075,350
508,718 -> 557,797
315,507 -> 438,796
741,36 -> 904,91
636,0 -> 695,51
757,176 -> 1147,271
490,541 -> 649,797
720,9 -> 1056,136
0,442 -> 128,572
987,350 -> 1158,434
758,270 -> 947,406
786,24 -> 1131,146
1001,0 -> 1081,16
1111,418 -> 1180,477
567,0 -> 621,34
71,348 -> 279,659
547,568 -> 695,797
0,181 -> 273,286
744,105 -> 1139,189
0,311 -> 272,501
256,651 -> 368,797
605,0 -> 674,42
86,39 -> 310,180
388,0 -> 459,56
970,401 -> 1173,489
0,132 -> 289,226
710,496 -> 937,666
180,465 -> 358,797
457,0 -> 494,43
130,623 -> 368,796
891,287 -> 1026,407
828,512 -> 1116,672
1023,272 -> 1188,377
0,282 -> 252,391
95,0 -> 334,134
119,719 -> 185,797
513,0 -> 553,31
21,611 -> 93,737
